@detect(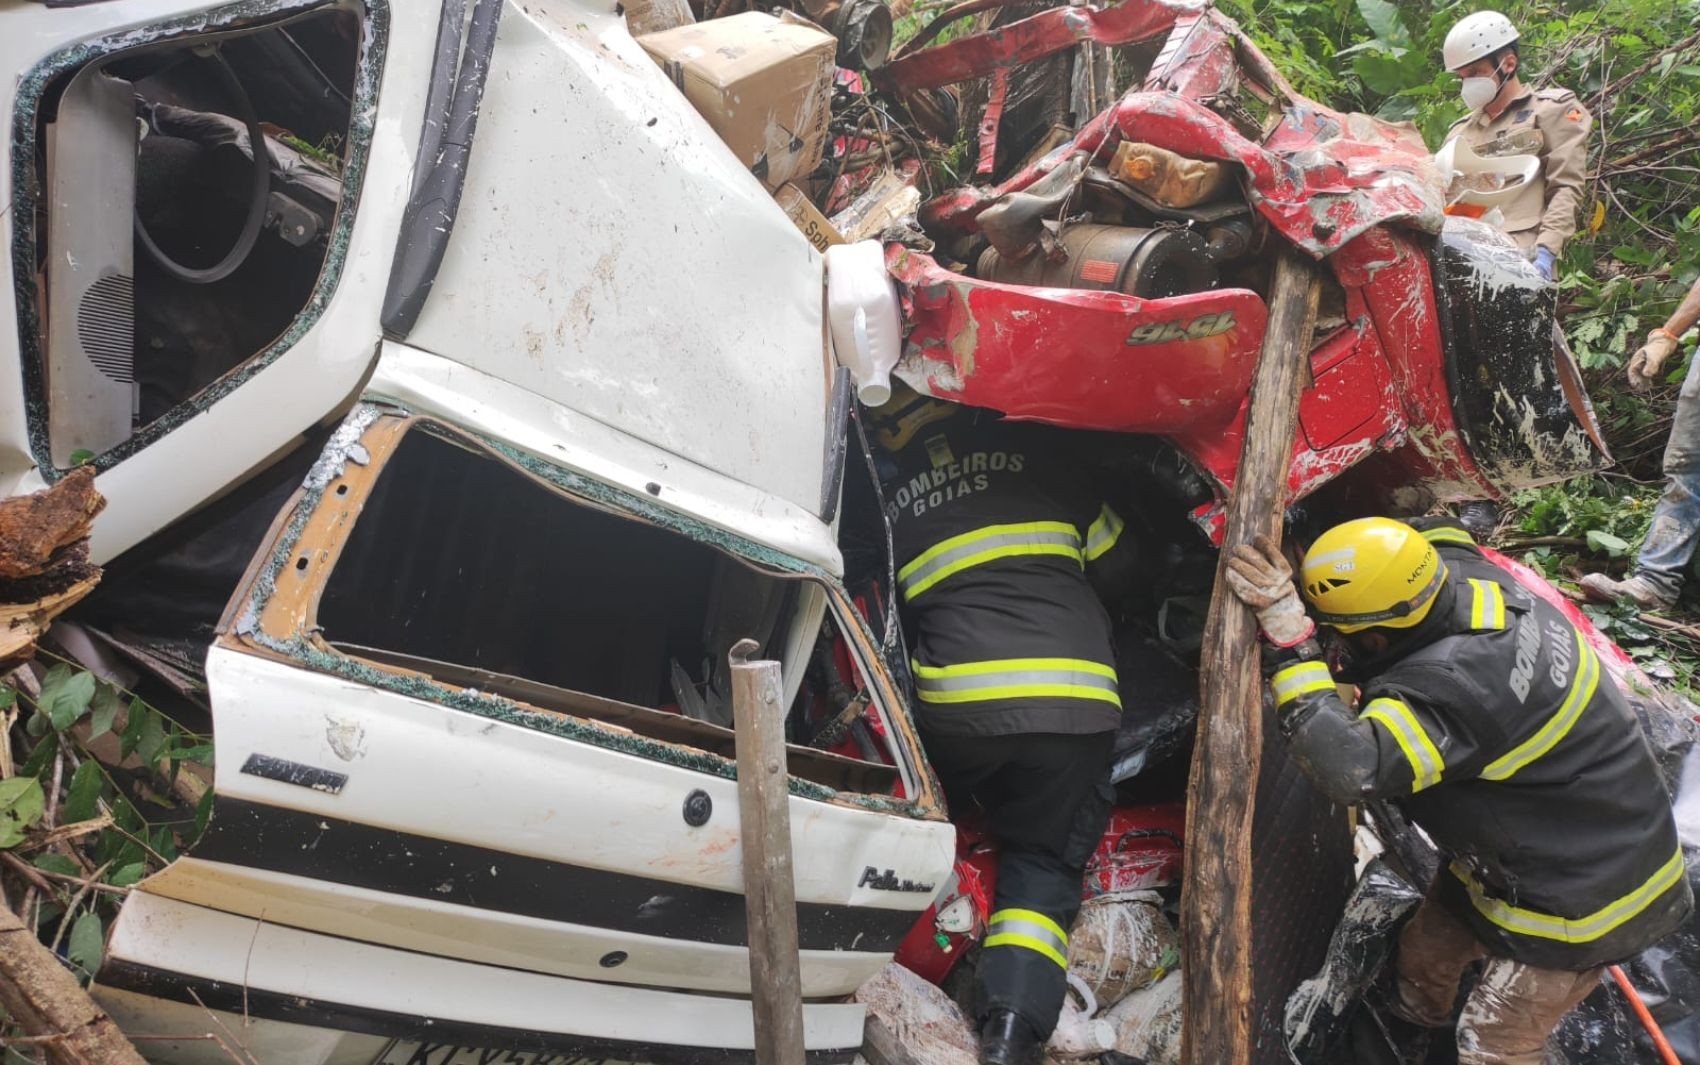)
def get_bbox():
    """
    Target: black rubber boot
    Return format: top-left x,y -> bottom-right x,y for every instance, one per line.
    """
979,1008 -> 1042,1065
